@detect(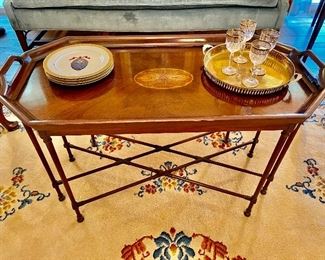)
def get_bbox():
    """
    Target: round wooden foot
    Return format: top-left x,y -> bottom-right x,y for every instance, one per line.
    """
58,193 -> 66,201
247,152 -> 254,158
244,210 -> 251,217
260,189 -> 267,195
77,214 -> 85,223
